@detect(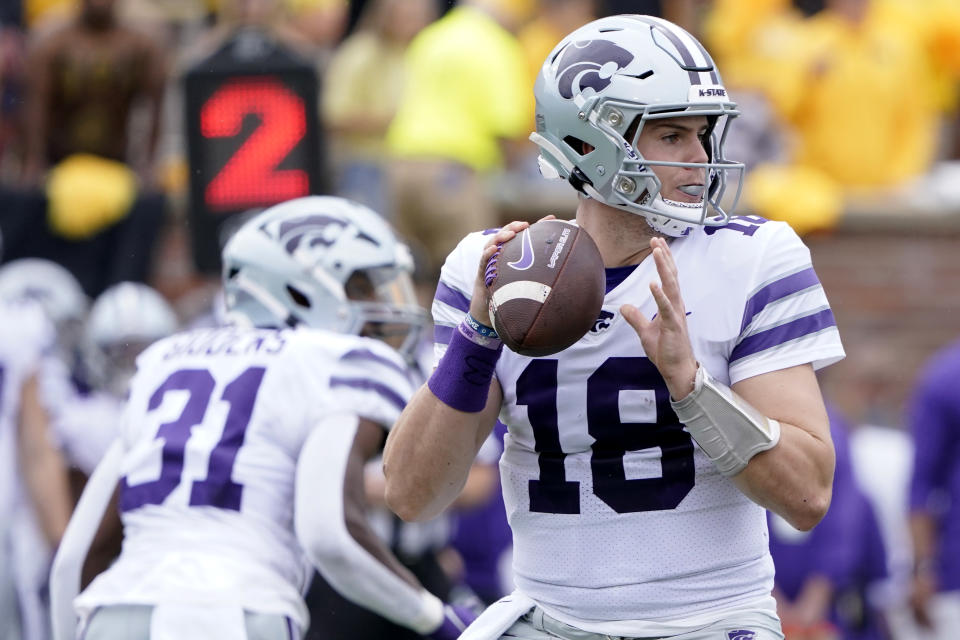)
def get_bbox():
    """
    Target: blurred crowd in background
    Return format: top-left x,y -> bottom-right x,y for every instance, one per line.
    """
1,0 -> 960,639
